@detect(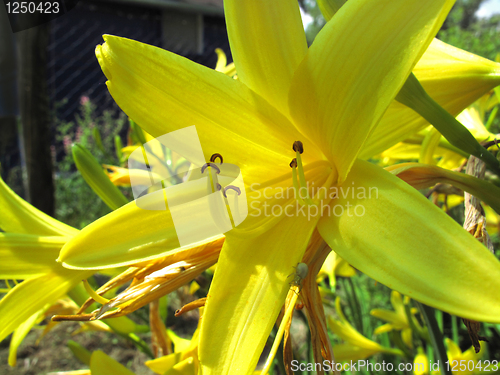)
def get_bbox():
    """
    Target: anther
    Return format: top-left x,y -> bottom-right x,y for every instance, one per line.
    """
290,158 -> 297,168
201,163 -> 221,174
216,183 -> 222,191
223,185 -> 241,198
292,141 -> 304,154
210,153 -> 223,163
